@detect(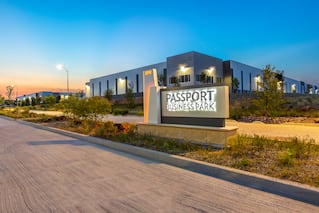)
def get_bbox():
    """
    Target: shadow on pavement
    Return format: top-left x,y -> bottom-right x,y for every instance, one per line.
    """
26,139 -> 157,165
179,160 -> 319,206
